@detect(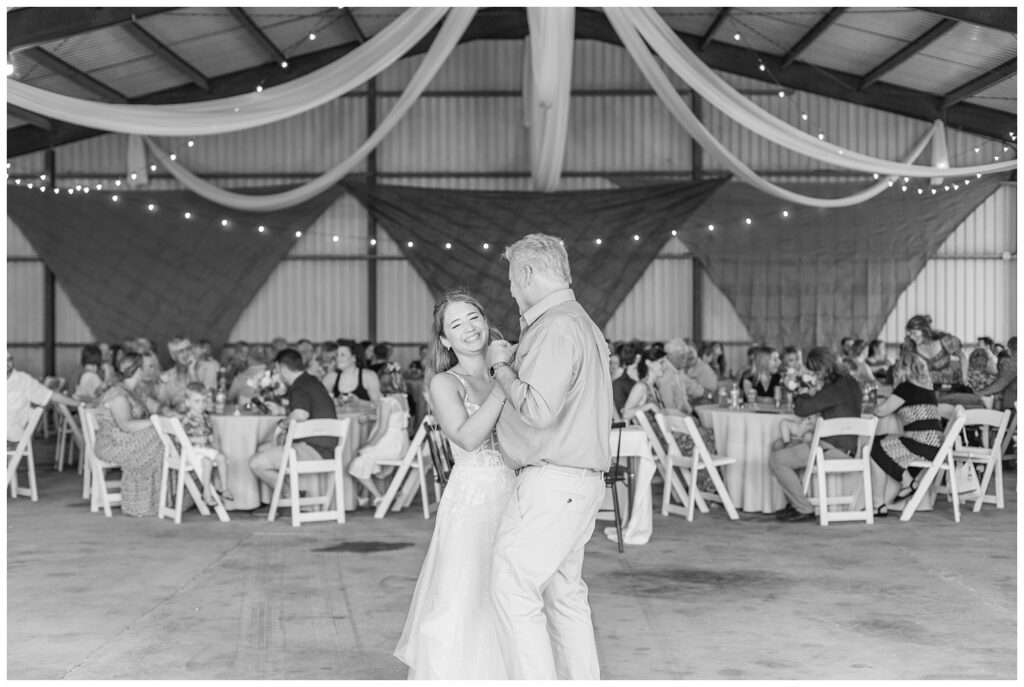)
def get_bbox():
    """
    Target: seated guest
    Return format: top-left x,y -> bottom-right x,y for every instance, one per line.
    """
270,337 -> 289,355
248,349 -> 339,507
135,337 -> 155,355
975,336 -> 999,374
404,344 -> 429,381
845,339 -> 876,385
869,352 -> 943,513
314,341 -> 338,382
681,341 -> 718,399
976,337 -> 1016,411
325,339 -> 381,405
741,346 -> 782,399
7,351 -> 78,448
74,344 -> 105,402
769,347 -> 862,522
135,351 -> 178,415
780,345 -> 803,376
623,349 -> 676,417
192,339 -> 220,391
699,341 -> 726,379
226,345 -> 270,404
839,336 -> 856,358
218,342 -> 237,378
160,337 -> 196,412
98,342 -> 116,381
966,348 -> 997,394
619,339 -> 644,383
349,394 -> 411,506
659,338 -> 705,412
368,342 -> 394,376
92,353 -> 165,517
295,339 -> 316,368
610,346 -> 633,422
736,345 -> 759,384
866,339 -> 892,379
